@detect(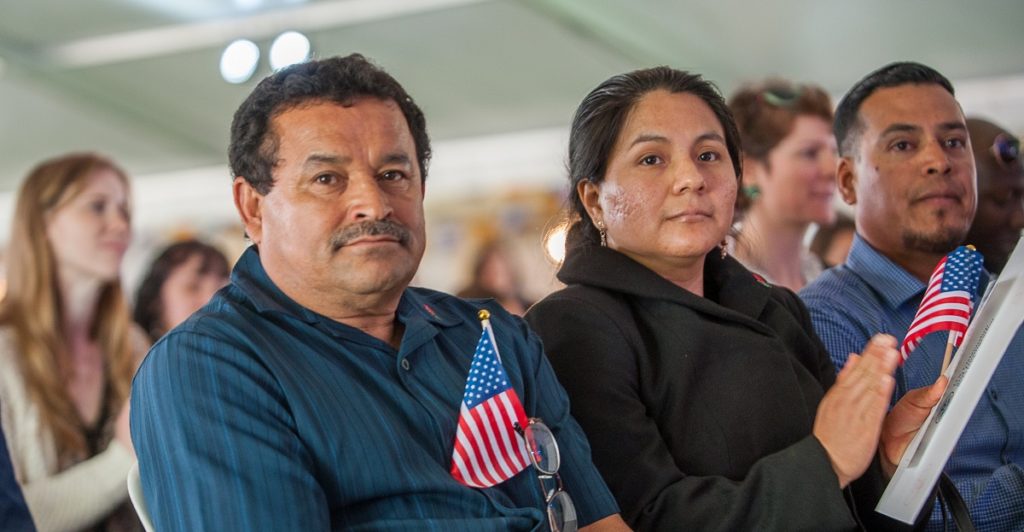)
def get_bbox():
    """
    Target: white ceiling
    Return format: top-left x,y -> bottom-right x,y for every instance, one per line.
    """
1,0 -> 1023,199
